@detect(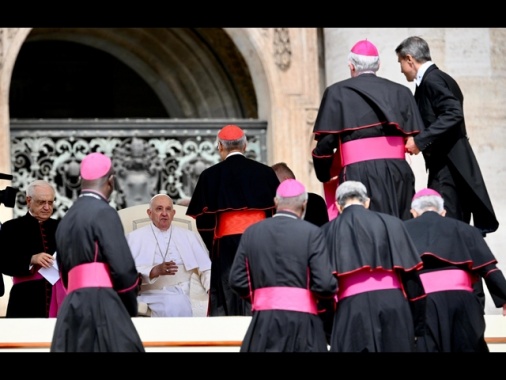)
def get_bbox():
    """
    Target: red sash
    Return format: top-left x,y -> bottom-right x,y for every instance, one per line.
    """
215,210 -> 265,238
